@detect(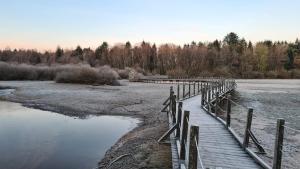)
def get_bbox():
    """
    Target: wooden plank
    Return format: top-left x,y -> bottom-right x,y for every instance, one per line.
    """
205,163 -> 260,169
203,158 -> 260,167
199,149 -> 250,157
199,143 -> 244,149
204,158 -> 258,165
206,152 -> 249,159
198,140 -> 244,146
